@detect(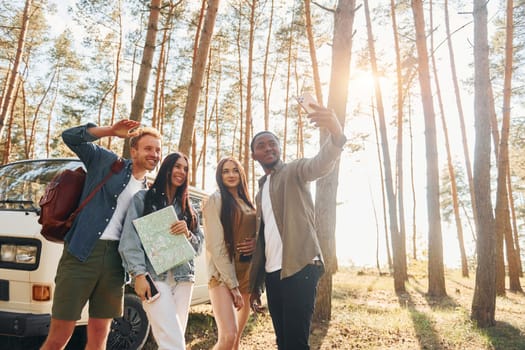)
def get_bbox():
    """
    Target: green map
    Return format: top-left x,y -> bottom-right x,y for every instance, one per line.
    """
132,206 -> 195,274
